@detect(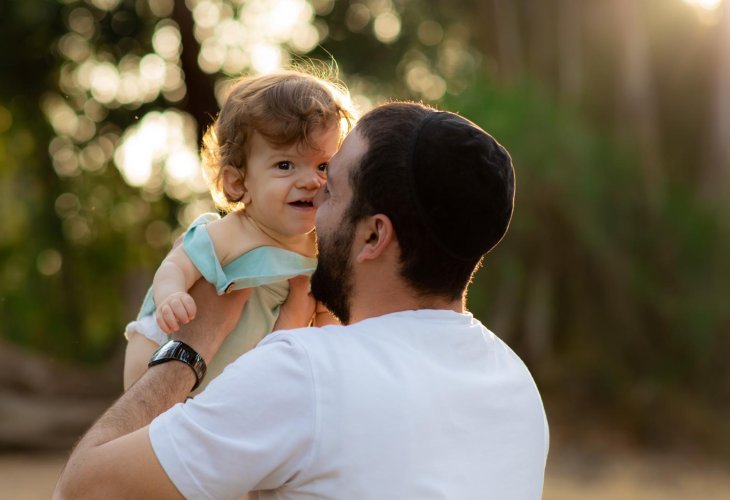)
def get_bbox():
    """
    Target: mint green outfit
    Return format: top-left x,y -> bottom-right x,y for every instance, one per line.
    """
126,212 -> 317,394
